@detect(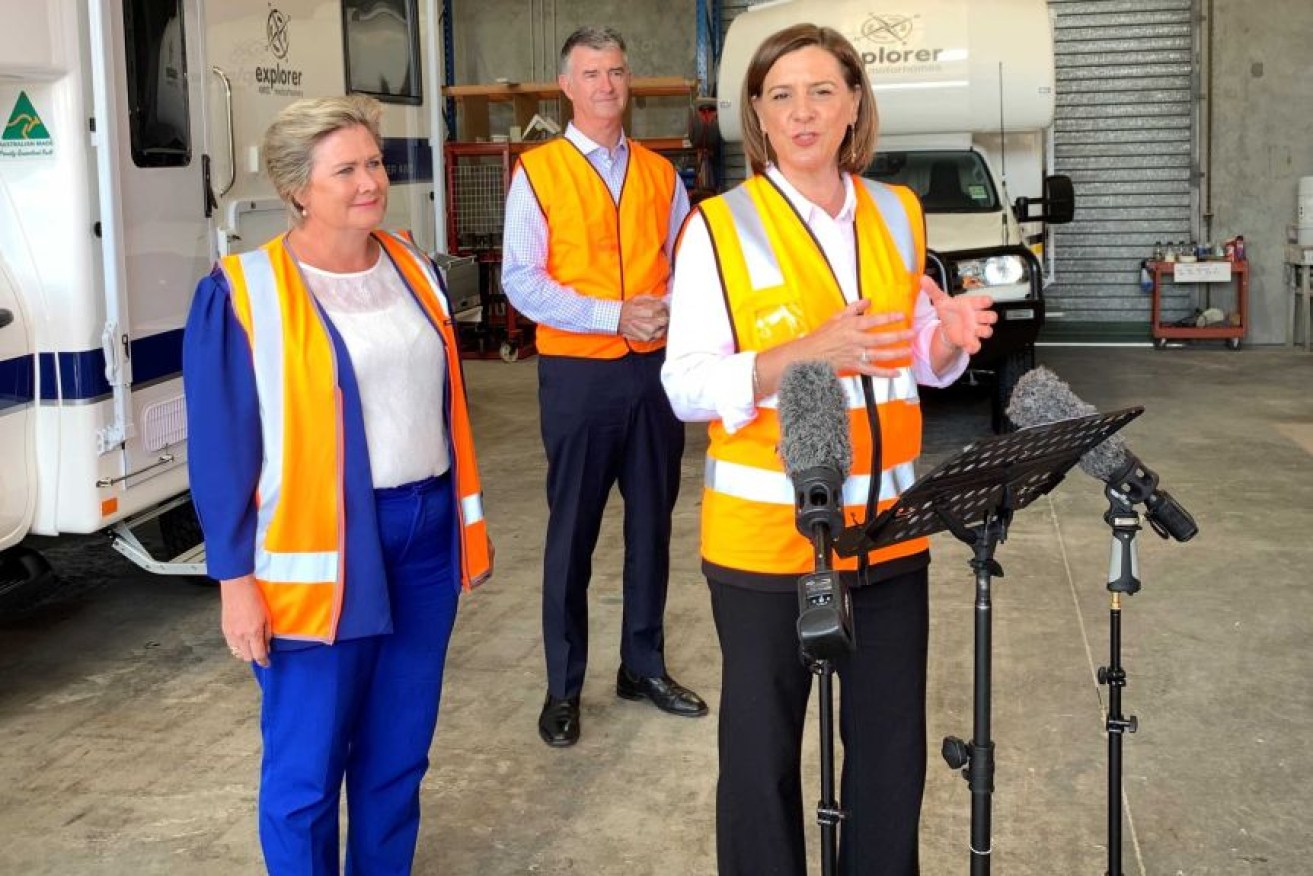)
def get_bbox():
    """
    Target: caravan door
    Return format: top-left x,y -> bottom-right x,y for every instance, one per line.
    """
0,257 -> 34,553
105,0 -> 212,492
